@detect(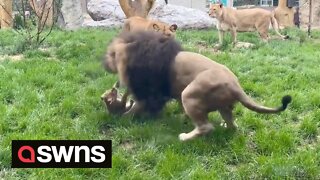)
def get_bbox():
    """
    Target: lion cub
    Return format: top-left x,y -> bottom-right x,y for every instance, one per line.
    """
123,16 -> 178,38
209,3 -> 288,45
101,87 -> 134,115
